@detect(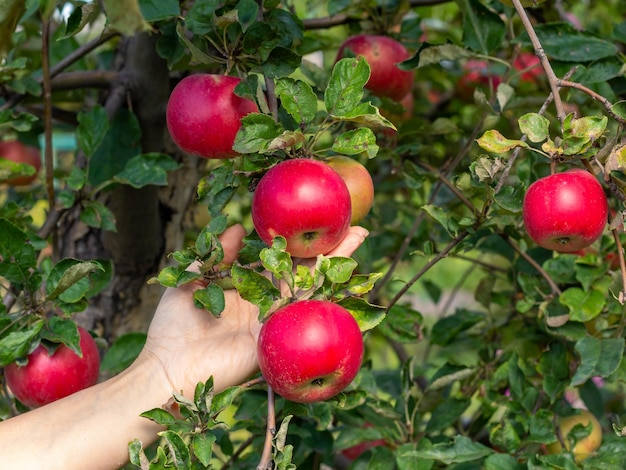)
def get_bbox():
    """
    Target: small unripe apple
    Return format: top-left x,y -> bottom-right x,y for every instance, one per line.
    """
326,156 -> 374,224
257,299 -> 364,403
251,158 -> 351,258
0,140 -> 41,186
166,74 -> 258,159
336,34 -> 414,102
5,327 -> 100,408
546,409 -> 602,461
522,169 -> 608,253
